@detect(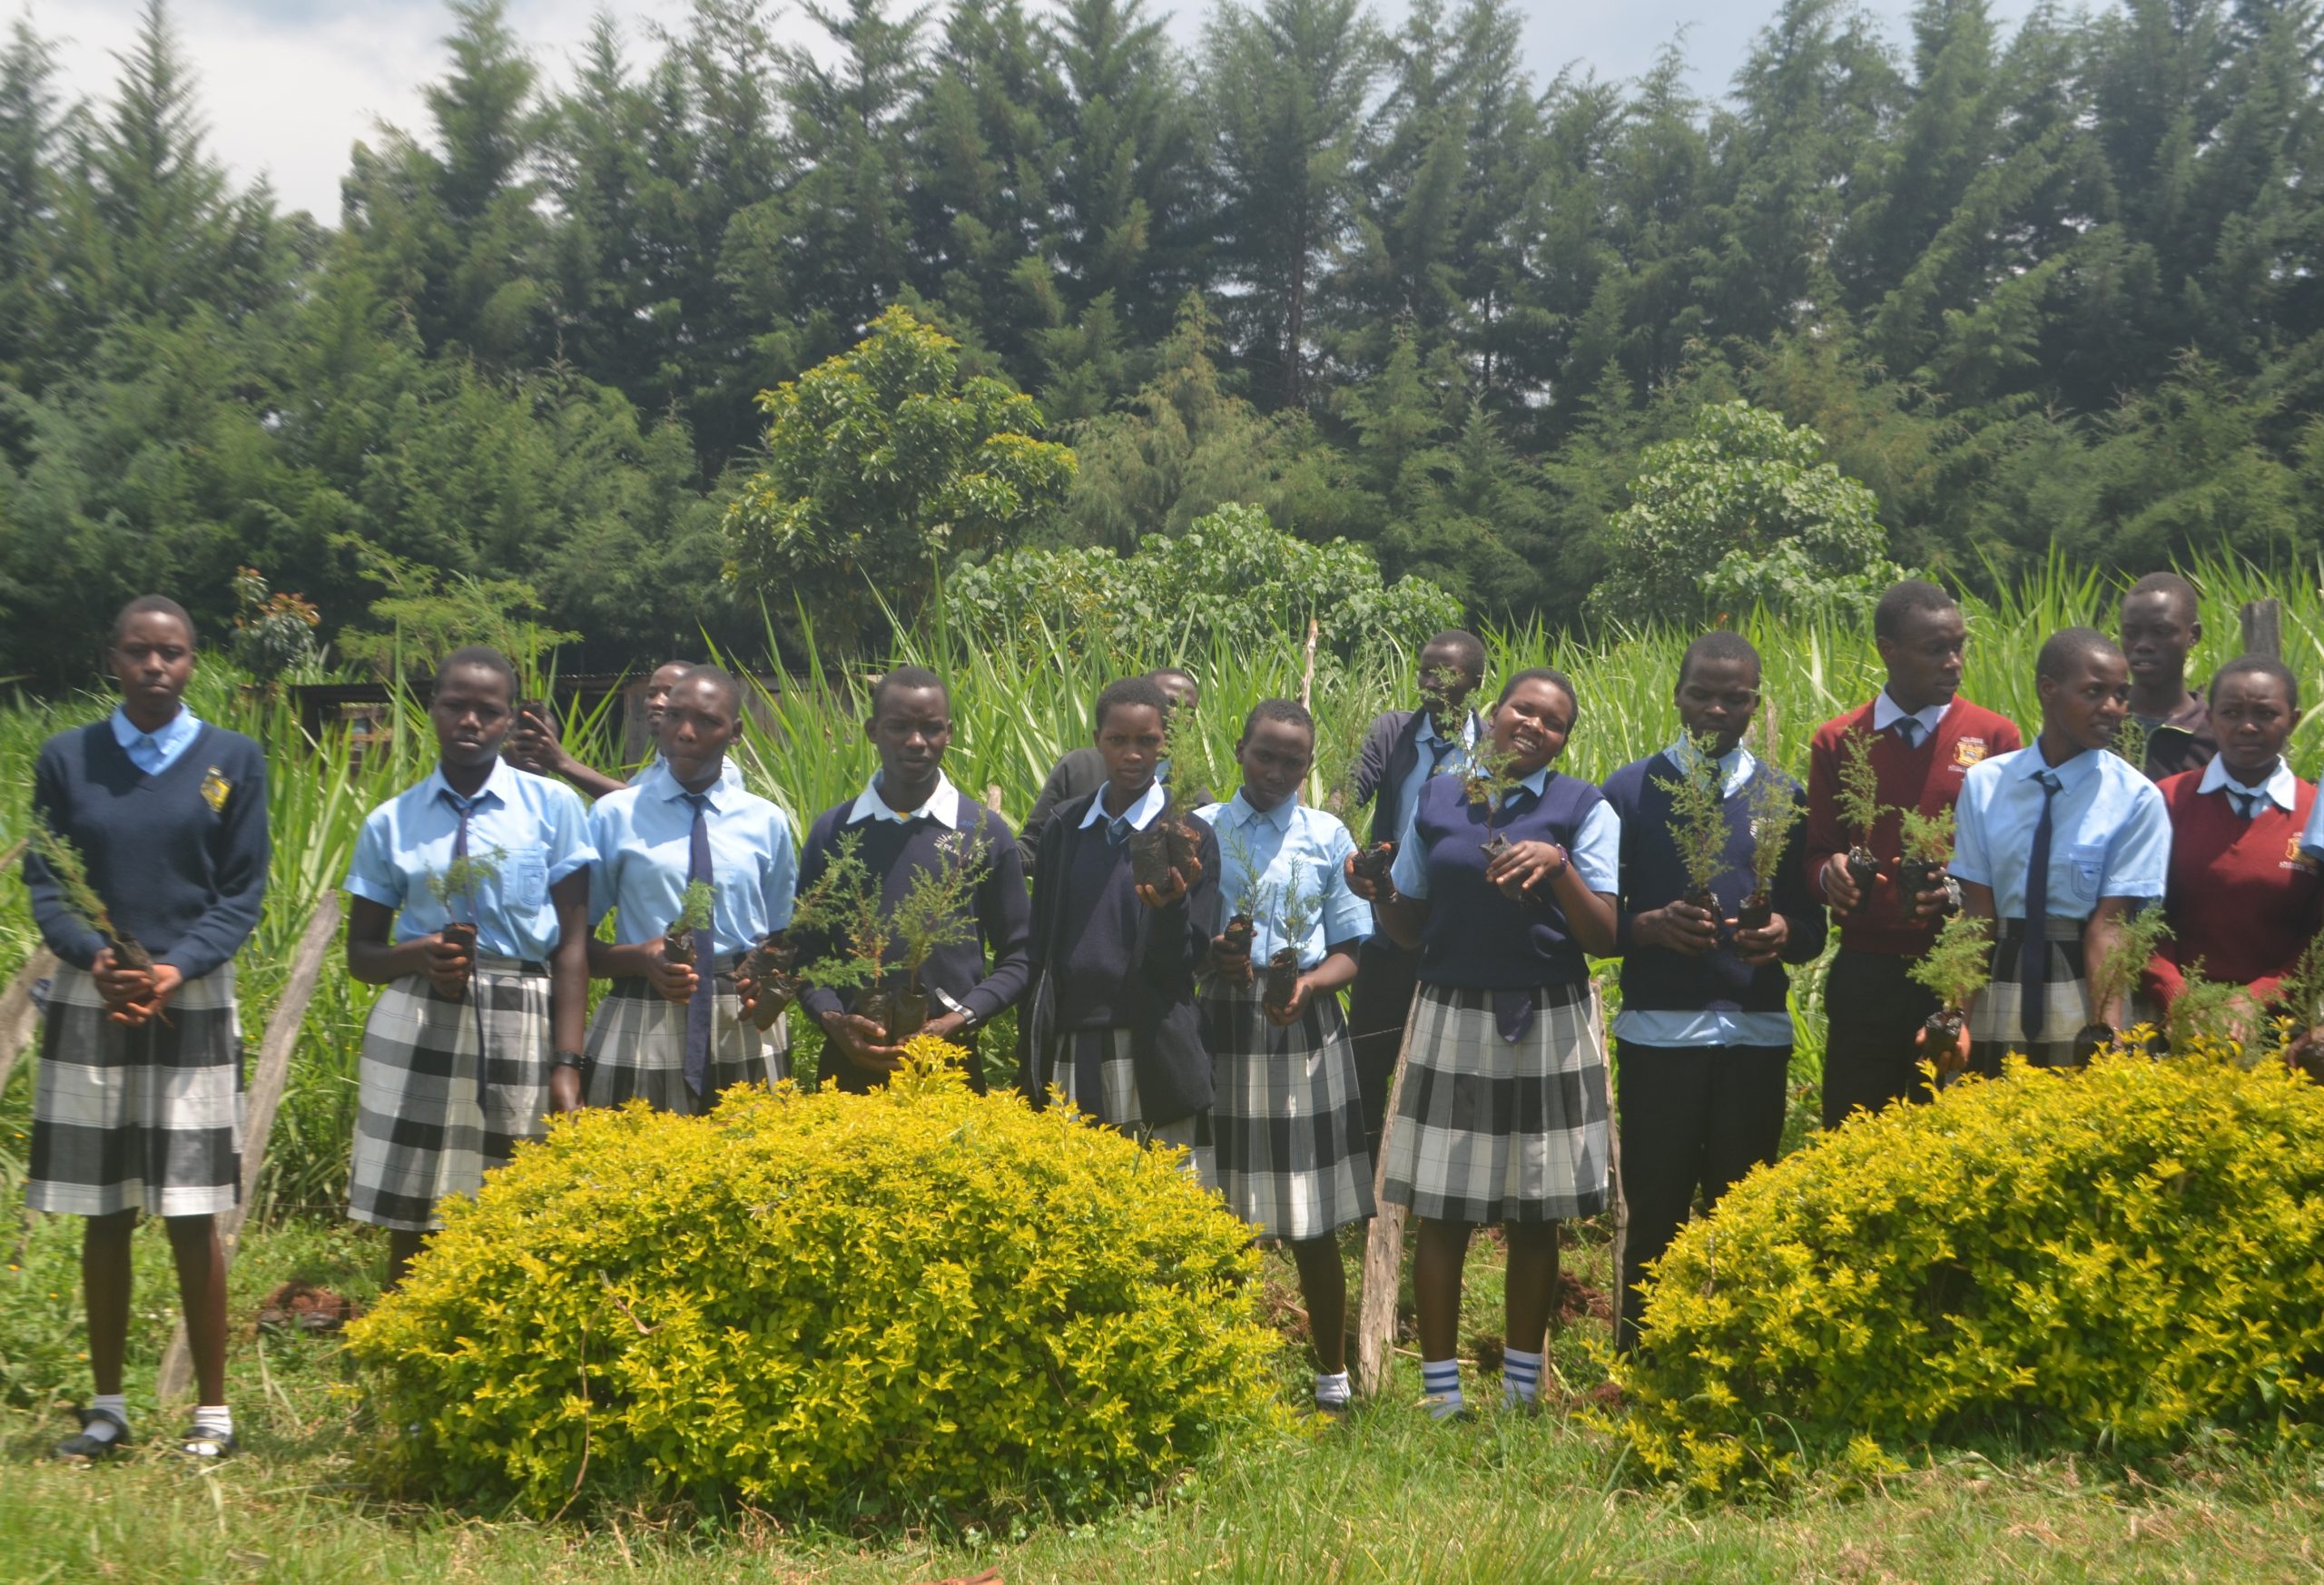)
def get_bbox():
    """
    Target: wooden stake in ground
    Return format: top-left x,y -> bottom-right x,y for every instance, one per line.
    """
2241,596 -> 2283,660
1354,1004 -> 1416,1398
1299,617 -> 1320,711
1599,986 -> 1627,1353
156,892 -> 343,1403
0,946 -> 59,1099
